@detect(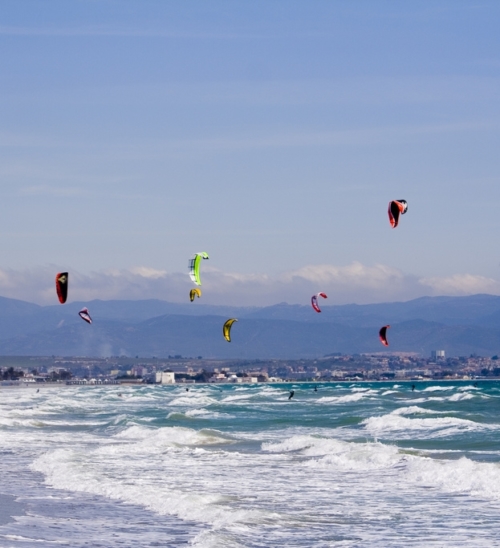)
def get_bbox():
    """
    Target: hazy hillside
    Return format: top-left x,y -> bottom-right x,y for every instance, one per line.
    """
0,294 -> 500,357
242,295 -> 500,326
